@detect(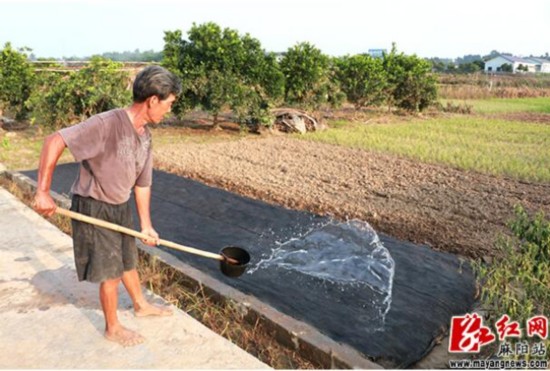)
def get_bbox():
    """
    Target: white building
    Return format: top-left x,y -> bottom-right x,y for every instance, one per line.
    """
525,57 -> 550,73
484,54 -> 550,74
368,49 -> 386,58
